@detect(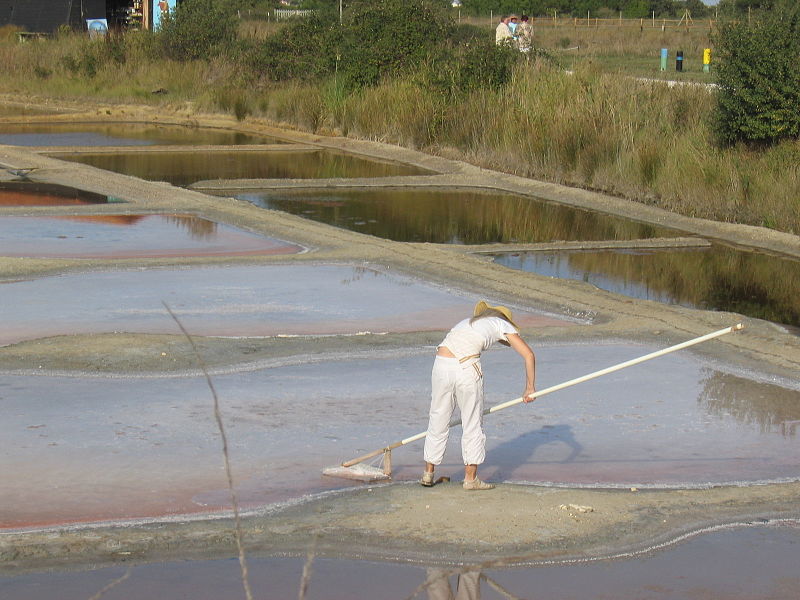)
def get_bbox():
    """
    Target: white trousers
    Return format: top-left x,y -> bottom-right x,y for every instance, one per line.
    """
423,356 -> 486,466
